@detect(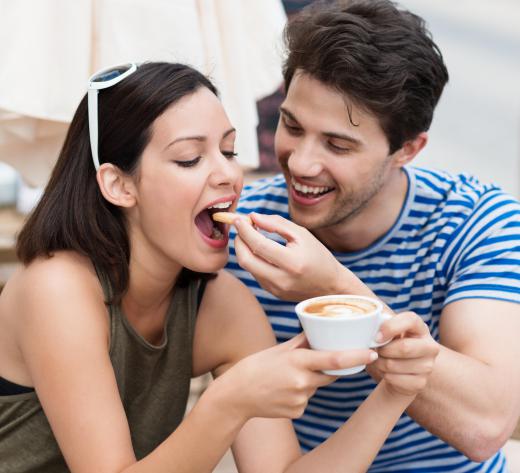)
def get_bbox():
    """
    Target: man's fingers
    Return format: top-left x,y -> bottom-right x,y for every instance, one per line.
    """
234,235 -> 285,277
375,356 -> 435,375
234,220 -> 291,268
377,336 -> 438,359
249,213 -> 302,242
298,348 -> 377,372
377,311 -> 430,341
